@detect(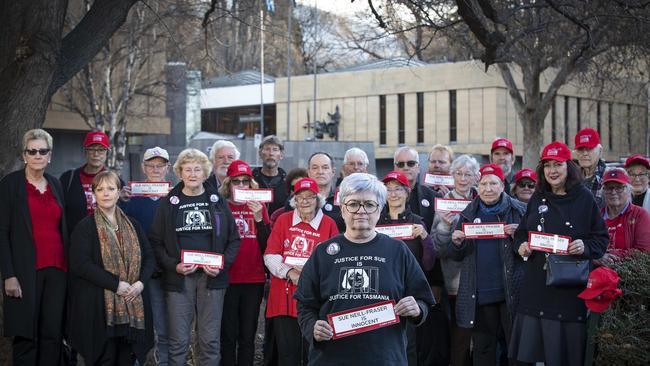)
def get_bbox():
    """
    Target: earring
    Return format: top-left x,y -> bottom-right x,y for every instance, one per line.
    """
48,160 -> 51,163
24,161 -> 27,164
